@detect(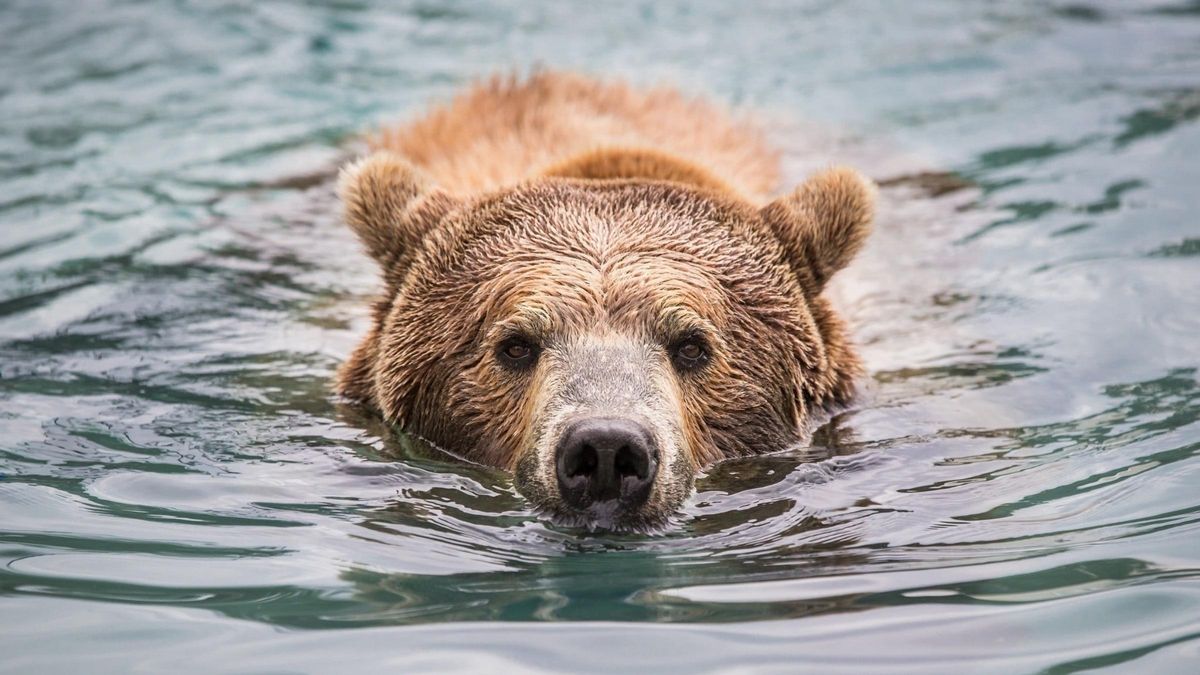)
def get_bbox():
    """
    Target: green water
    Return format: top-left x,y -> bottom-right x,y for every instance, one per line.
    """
2,1 -> 1199,672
